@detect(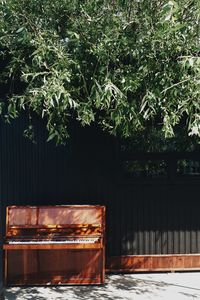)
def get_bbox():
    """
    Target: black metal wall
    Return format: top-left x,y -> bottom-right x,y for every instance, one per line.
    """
0,200 -> 2,294
1,116 -> 200,260
110,184 -> 200,256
